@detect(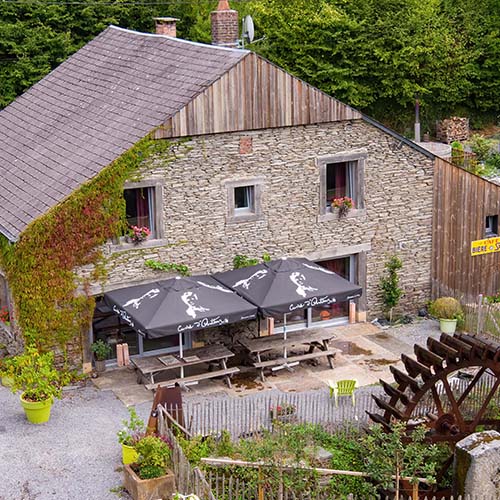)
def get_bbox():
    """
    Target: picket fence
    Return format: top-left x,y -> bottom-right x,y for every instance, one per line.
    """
180,388 -> 384,440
